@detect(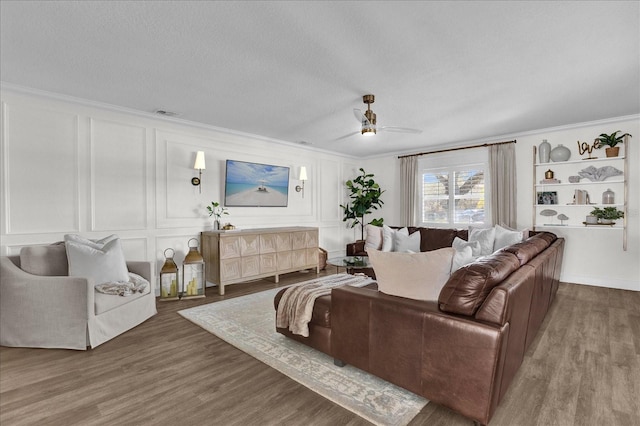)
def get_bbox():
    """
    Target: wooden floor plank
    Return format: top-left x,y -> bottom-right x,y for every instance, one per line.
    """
2,275 -> 639,426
